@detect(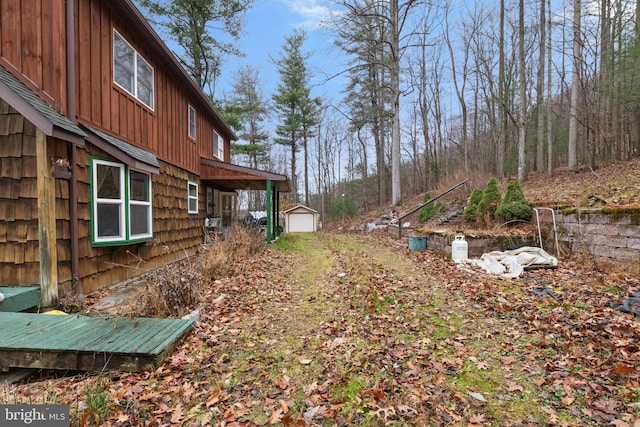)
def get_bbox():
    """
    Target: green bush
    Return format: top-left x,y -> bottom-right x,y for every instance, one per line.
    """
496,180 -> 533,222
463,188 -> 484,221
477,177 -> 502,220
419,193 -> 444,222
330,194 -> 358,220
